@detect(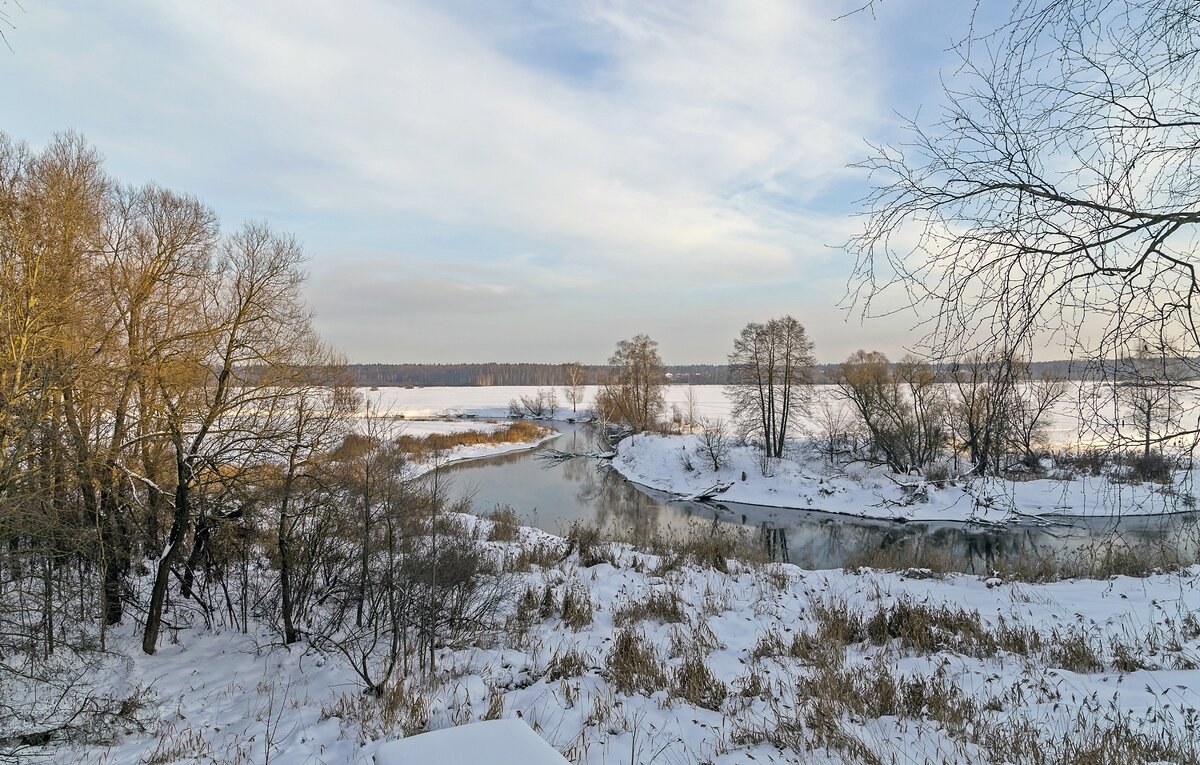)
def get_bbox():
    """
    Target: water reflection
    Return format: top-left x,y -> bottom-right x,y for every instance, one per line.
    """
446,424 -> 1200,572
